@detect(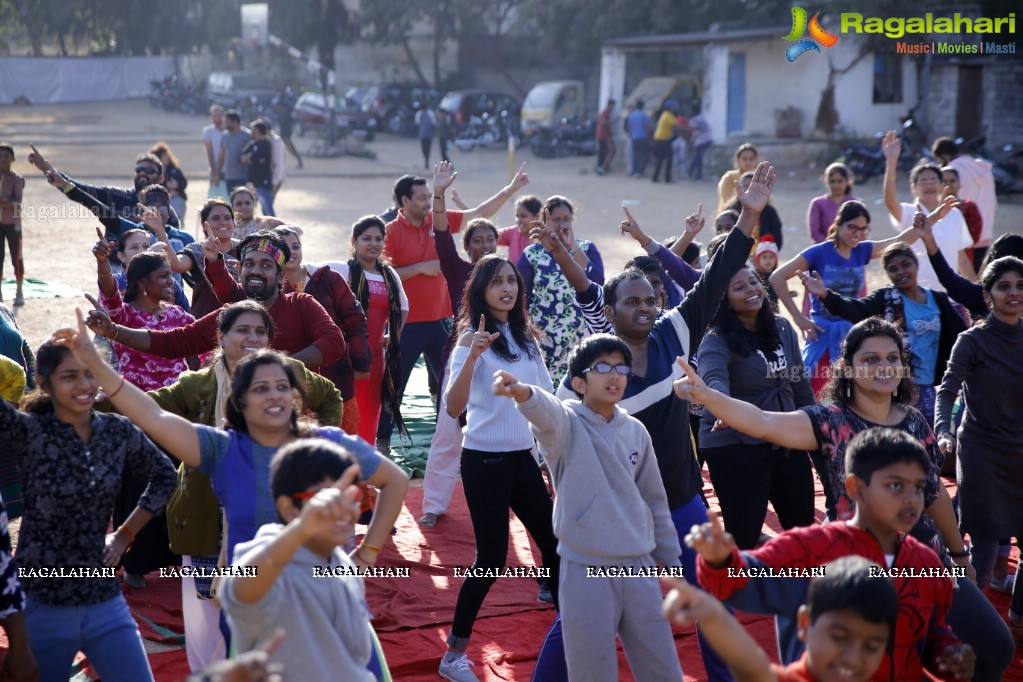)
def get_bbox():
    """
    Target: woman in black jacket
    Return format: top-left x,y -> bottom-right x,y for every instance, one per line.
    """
801,241 -> 967,428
